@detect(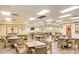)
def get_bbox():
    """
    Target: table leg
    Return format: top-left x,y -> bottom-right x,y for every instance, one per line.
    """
4,42 -> 6,48
15,47 -> 19,54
